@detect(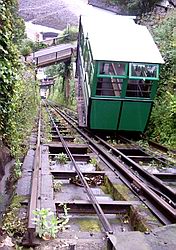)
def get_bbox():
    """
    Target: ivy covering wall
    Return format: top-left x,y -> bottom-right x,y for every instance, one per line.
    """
146,10 -> 176,147
0,0 -> 39,158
